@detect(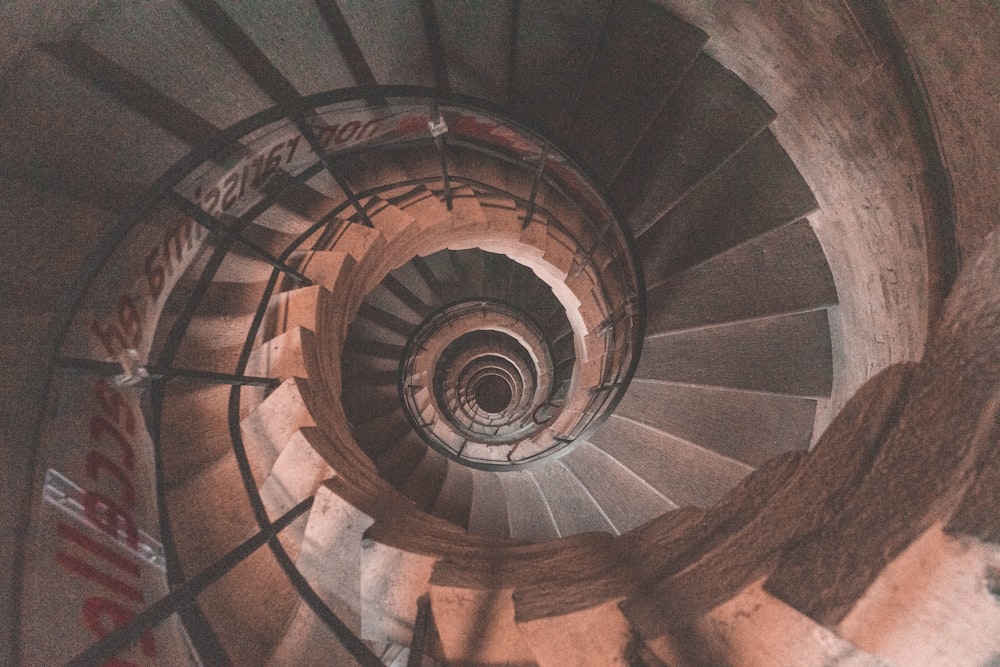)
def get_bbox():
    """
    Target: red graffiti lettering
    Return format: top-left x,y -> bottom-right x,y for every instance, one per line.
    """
83,597 -> 157,658
83,490 -> 138,550
56,551 -> 144,603
89,416 -> 135,469
57,522 -> 140,578
86,451 -> 137,507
